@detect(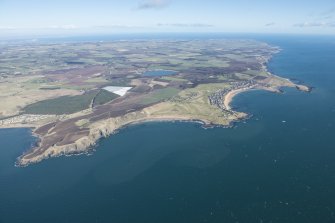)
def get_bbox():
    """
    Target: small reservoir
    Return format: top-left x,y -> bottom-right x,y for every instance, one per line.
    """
143,70 -> 177,77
